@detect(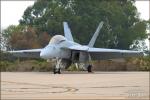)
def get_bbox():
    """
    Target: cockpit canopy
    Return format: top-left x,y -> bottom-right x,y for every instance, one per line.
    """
49,35 -> 66,44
